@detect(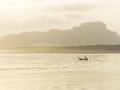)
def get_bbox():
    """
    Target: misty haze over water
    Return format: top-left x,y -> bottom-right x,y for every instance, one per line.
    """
0,0 -> 120,90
